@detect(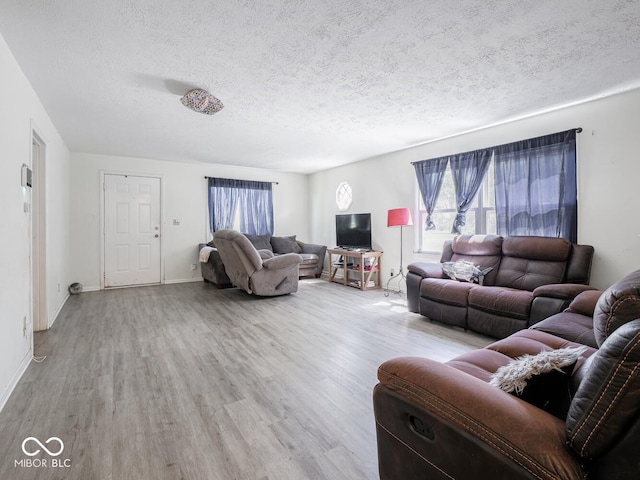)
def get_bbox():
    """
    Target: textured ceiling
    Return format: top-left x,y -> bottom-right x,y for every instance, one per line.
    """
2,1 -> 640,173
